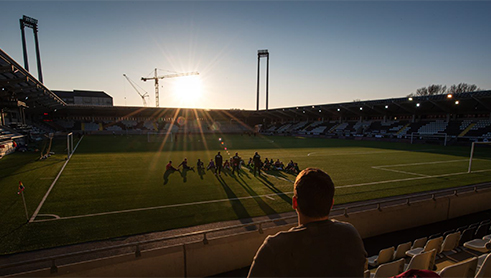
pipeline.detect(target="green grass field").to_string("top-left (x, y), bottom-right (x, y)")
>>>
top-left (1, 134), bottom-right (491, 254)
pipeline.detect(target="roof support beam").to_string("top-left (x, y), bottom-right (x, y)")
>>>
top-left (472, 96), bottom-right (491, 110)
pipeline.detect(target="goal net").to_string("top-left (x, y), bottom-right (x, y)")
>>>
top-left (468, 141), bottom-right (491, 173)
top-left (411, 132), bottom-right (448, 146)
top-left (147, 132), bottom-right (173, 143)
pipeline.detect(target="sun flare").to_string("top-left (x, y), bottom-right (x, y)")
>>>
top-left (173, 76), bottom-right (202, 105)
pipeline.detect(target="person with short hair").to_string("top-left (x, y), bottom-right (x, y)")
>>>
top-left (165, 161), bottom-right (178, 171)
top-left (178, 158), bottom-right (193, 170)
top-left (215, 152), bottom-right (223, 175)
top-left (232, 152), bottom-right (241, 174)
top-left (253, 152), bottom-right (261, 176)
top-left (248, 168), bottom-right (366, 277)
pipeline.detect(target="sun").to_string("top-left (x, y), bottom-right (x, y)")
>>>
top-left (173, 76), bottom-right (202, 106)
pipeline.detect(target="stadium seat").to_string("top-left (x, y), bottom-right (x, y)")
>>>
top-left (393, 242), bottom-right (412, 260)
top-left (406, 237), bottom-right (443, 258)
top-left (412, 237), bottom-right (428, 249)
top-left (368, 247), bottom-right (395, 267)
top-left (463, 239), bottom-right (491, 253)
top-left (371, 258), bottom-right (405, 278)
top-left (442, 229), bottom-right (456, 238)
top-left (475, 253), bottom-right (491, 278)
top-left (475, 223), bottom-right (490, 239)
top-left (405, 249), bottom-right (436, 271)
top-left (429, 233), bottom-right (442, 240)
top-left (460, 227), bottom-right (478, 247)
top-left (438, 257), bottom-right (477, 278)
top-left (440, 232), bottom-right (461, 255)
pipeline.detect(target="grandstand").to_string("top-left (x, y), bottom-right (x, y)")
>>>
top-left (2, 43), bottom-right (491, 277)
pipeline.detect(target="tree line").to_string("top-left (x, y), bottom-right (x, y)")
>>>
top-left (408, 83), bottom-right (482, 97)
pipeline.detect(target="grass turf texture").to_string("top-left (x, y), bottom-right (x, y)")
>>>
top-left (1, 134), bottom-right (490, 254)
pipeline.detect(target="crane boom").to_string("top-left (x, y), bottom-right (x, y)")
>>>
top-left (123, 74), bottom-right (149, 106)
top-left (141, 68), bottom-right (199, 107)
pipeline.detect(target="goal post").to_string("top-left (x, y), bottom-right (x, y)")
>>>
top-left (410, 132), bottom-right (448, 146)
top-left (67, 132), bottom-right (74, 158)
top-left (468, 141), bottom-right (491, 173)
top-left (147, 131), bottom-right (173, 143)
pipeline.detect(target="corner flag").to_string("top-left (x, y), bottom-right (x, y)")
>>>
top-left (18, 181), bottom-right (25, 195)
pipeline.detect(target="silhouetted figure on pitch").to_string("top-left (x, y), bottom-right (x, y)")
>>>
top-left (215, 151), bottom-right (223, 176)
top-left (253, 152), bottom-right (261, 176)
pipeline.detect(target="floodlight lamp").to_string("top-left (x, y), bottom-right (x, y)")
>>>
top-left (416, 103), bottom-right (420, 107)
top-left (319, 110), bottom-right (321, 113)
top-left (455, 100), bottom-right (459, 105)
top-left (312, 106), bottom-right (315, 108)
top-left (447, 94), bottom-right (453, 99)
top-left (337, 108), bottom-right (340, 112)
top-left (385, 105), bottom-right (388, 109)
top-left (360, 107), bottom-right (363, 110)
top-left (408, 97), bottom-right (413, 101)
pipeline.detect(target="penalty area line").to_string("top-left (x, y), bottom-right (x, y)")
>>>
top-left (29, 135), bottom-right (84, 223)
top-left (337, 169), bottom-right (491, 189)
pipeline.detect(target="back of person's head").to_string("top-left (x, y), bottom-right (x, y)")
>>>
top-left (294, 168), bottom-right (335, 218)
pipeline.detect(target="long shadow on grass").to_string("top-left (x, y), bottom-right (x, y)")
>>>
top-left (216, 176), bottom-right (255, 229)
top-left (0, 160), bottom-right (64, 179)
top-left (235, 174), bottom-right (287, 226)
top-left (257, 175), bottom-right (293, 206)
top-left (163, 169), bottom-right (180, 185)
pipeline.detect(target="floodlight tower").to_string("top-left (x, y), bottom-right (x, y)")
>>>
top-left (256, 49), bottom-right (270, 111)
top-left (20, 15), bottom-right (43, 83)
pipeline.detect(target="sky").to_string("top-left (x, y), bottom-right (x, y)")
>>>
top-left (1, 1), bottom-right (491, 110)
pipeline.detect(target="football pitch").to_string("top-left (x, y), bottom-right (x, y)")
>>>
top-left (1, 134), bottom-right (491, 254)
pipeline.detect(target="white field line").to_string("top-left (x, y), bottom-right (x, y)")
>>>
top-left (374, 159), bottom-right (470, 168)
top-left (372, 167), bottom-right (430, 177)
top-left (29, 136), bottom-right (84, 223)
top-left (33, 158), bottom-right (491, 223)
top-left (337, 169), bottom-right (491, 189)
top-left (307, 149), bottom-right (438, 157)
top-left (32, 191), bottom-right (295, 223)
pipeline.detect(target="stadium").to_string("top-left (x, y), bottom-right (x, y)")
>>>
top-left (2, 5), bottom-right (491, 278)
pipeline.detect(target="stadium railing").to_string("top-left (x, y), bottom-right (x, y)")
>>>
top-left (1, 182), bottom-right (491, 276)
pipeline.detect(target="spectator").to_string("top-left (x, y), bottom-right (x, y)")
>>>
top-left (248, 168), bottom-right (366, 277)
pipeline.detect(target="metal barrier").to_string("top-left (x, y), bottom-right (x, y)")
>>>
top-left (1, 182), bottom-right (490, 276)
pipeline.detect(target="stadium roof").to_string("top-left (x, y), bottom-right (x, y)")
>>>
top-left (260, 91), bottom-right (491, 120)
top-left (0, 47), bottom-right (66, 110)
top-left (53, 90), bottom-right (113, 99)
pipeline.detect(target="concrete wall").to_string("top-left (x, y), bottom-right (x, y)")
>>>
top-left (13, 189), bottom-right (491, 277)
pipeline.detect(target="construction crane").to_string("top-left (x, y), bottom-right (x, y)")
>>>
top-left (123, 74), bottom-right (150, 106)
top-left (141, 68), bottom-right (199, 107)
